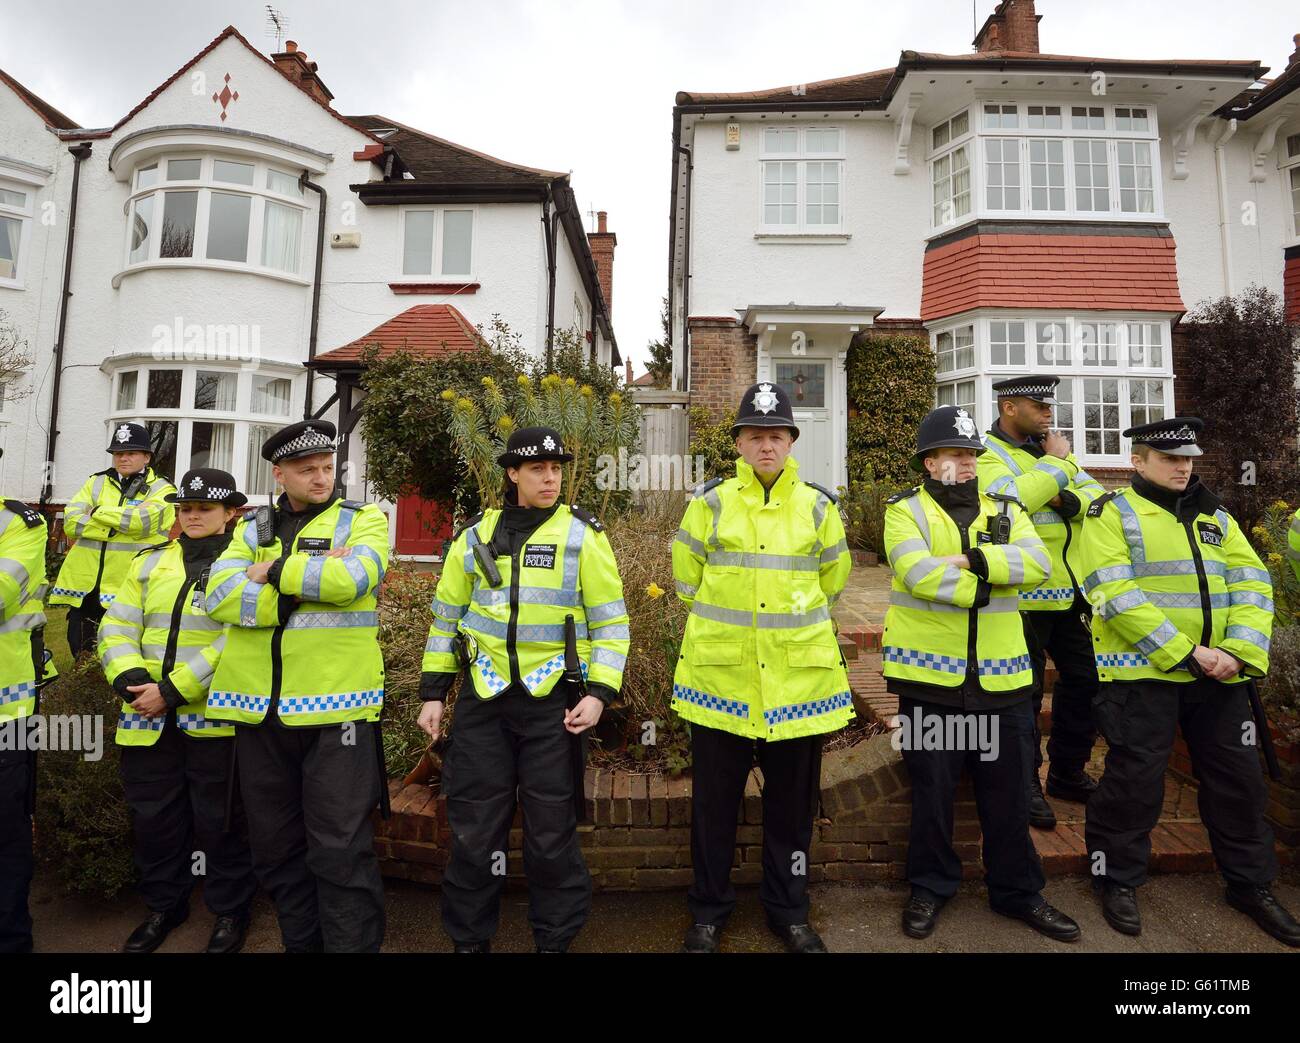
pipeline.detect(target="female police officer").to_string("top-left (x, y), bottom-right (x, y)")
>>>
top-left (417, 427), bottom-right (629, 952)
top-left (99, 468), bottom-right (256, 954)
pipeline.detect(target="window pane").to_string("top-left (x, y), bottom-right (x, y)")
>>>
top-left (1128, 378), bottom-right (1167, 429)
top-left (1083, 378), bottom-right (1120, 455)
top-left (1289, 133), bottom-right (1300, 158)
top-left (805, 163), bottom-right (840, 226)
top-left (266, 168), bottom-right (303, 196)
top-left (1292, 168), bottom-right (1300, 235)
top-left (1029, 139), bottom-right (1065, 212)
top-left (403, 211), bottom-right (435, 274)
top-left (116, 371), bottom-right (138, 411)
top-left (1071, 106), bottom-right (1105, 130)
top-left (940, 379), bottom-right (977, 416)
top-left (245, 424), bottom-right (277, 495)
top-left (0, 215), bottom-right (20, 279)
top-left (1054, 377), bottom-right (1075, 435)
top-left (129, 195), bottom-right (154, 264)
top-left (146, 369), bottom-right (182, 409)
top-left (1117, 141), bottom-right (1154, 213)
top-left (252, 376), bottom-right (292, 416)
top-left (213, 159), bottom-right (255, 185)
top-left (206, 192), bottom-right (251, 262)
top-left (441, 209), bottom-right (473, 273)
top-left (1073, 140), bottom-right (1109, 211)
top-left (985, 139), bottom-right (1020, 210)
top-left (763, 128), bottom-right (797, 153)
top-left (1080, 323), bottom-right (1118, 367)
top-left (1027, 105), bottom-right (1062, 129)
top-left (990, 321), bottom-right (1026, 366)
top-left (1036, 321), bottom-right (1069, 365)
top-left (951, 110), bottom-right (969, 138)
top-left (932, 122), bottom-right (950, 151)
top-left (764, 163), bottom-right (798, 225)
top-left (167, 159), bottom-right (201, 181)
top-left (773, 361), bottom-right (826, 408)
top-left (135, 165), bottom-right (158, 191)
top-left (806, 128), bottom-right (840, 154)
top-left (191, 421), bottom-right (235, 471)
top-left (951, 146), bottom-right (970, 218)
top-left (262, 201), bottom-right (303, 273)
top-left (146, 420), bottom-right (178, 480)
top-left (194, 370), bottom-right (238, 411)
top-left (955, 325), bottom-right (974, 369)
top-left (935, 331), bottom-right (954, 373)
top-left (0, 187), bottom-right (27, 208)
top-left (160, 191), bottom-right (198, 258)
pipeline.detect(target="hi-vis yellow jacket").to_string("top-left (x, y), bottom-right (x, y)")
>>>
top-left (204, 498), bottom-right (389, 727)
top-left (882, 485), bottom-right (1049, 692)
top-left (1287, 507), bottom-right (1300, 586)
top-left (423, 505), bottom-right (629, 700)
top-left (98, 540), bottom-right (232, 745)
top-left (978, 427), bottom-right (1107, 611)
top-left (50, 468), bottom-right (175, 608)
top-left (0, 497), bottom-right (47, 722)
top-left (671, 456), bottom-right (853, 741)
top-left (1081, 485), bottom-right (1272, 684)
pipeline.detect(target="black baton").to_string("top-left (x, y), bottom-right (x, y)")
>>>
top-left (1245, 679), bottom-right (1282, 782)
top-left (374, 719), bottom-right (391, 819)
top-left (563, 615), bottom-right (589, 824)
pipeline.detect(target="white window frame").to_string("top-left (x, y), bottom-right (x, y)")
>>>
top-left (1282, 132), bottom-right (1300, 245)
top-left (928, 310), bottom-right (1175, 466)
top-left (758, 125), bottom-right (846, 234)
top-left (0, 177), bottom-right (34, 291)
top-left (107, 363), bottom-right (301, 493)
top-left (119, 154), bottom-right (309, 281)
top-left (928, 99), bottom-right (1164, 233)
top-left (929, 108), bottom-right (974, 231)
top-left (397, 205), bottom-right (477, 280)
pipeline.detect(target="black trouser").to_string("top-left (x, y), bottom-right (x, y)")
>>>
top-left (0, 746), bottom-right (32, 953)
top-left (900, 695), bottom-right (1046, 911)
top-left (441, 684), bottom-right (591, 950)
top-left (119, 722), bottom-right (255, 919)
top-left (236, 719), bottom-right (385, 952)
top-left (1024, 600), bottom-right (1098, 777)
top-left (66, 595), bottom-right (106, 659)
top-left (1086, 680), bottom-right (1277, 889)
top-left (687, 723), bottom-right (822, 928)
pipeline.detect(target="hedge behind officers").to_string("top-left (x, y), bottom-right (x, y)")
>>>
top-left (673, 382), bottom-right (852, 954)
top-left (883, 406), bottom-right (1079, 942)
top-left (417, 427), bottom-right (628, 953)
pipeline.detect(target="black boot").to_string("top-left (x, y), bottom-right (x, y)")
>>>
top-left (124, 905), bottom-right (189, 954)
top-left (1028, 775), bottom-right (1056, 830)
top-left (205, 913), bottom-right (249, 954)
top-left (1225, 885), bottom-right (1300, 948)
top-left (901, 892), bottom-right (944, 939)
top-left (1093, 877), bottom-right (1141, 936)
top-left (1046, 766), bottom-right (1098, 803)
top-left (768, 922), bottom-right (828, 953)
top-left (994, 899), bottom-right (1081, 942)
top-left (682, 923), bottom-right (721, 953)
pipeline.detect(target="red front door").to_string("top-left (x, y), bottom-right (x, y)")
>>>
top-left (394, 495), bottom-right (454, 557)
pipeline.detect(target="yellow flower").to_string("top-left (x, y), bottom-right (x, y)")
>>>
top-left (580, 384), bottom-right (594, 397)
top-left (1268, 552), bottom-right (1283, 564)
top-left (610, 391), bottom-right (623, 405)
top-left (440, 388), bottom-right (456, 401)
top-left (516, 374), bottom-right (531, 387)
top-left (564, 376), bottom-right (576, 387)
top-left (646, 582), bottom-right (665, 599)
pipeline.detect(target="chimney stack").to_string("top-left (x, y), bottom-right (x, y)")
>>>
top-left (271, 39), bottom-right (335, 107)
top-left (587, 210), bottom-right (617, 315)
top-left (1290, 32), bottom-right (1300, 70)
top-left (974, 1), bottom-right (1040, 55)
top-left (625, 359), bottom-right (633, 385)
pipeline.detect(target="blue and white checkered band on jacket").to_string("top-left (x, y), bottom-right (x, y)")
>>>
top-left (272, 426), bottom-right (335, 461)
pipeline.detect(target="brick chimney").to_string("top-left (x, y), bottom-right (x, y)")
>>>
top-left (974, 1), bottom-right (1040, 55)
top-left (587, 210), bottom-right (617, 314)
top-left (1290, 33), bottom-right (1300, 70)
top-left (271, 40), bottom-right (335, 107)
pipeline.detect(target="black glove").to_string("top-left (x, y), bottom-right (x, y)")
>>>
top-left (111, 666), bottom-right (153, 700)
top-left (419, 671), bottom-right (458, 702)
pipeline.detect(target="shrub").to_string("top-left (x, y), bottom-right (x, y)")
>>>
top-left (1249, 500), bottom-right (1300, 629)
top-left (845, 333), bottom-right (935, 485)
top-left (687, 407), bottom-right (737, 484)
top-left (840, 467), bottom-right (909, 554)
top-left (1259, 625), bottom-right (1300, 745)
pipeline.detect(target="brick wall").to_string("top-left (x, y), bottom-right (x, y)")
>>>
top-left (686, 317), bottom-right (757, 421)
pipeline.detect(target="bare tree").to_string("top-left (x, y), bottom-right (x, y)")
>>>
top-left (0, 308), bottom-right (33, 404)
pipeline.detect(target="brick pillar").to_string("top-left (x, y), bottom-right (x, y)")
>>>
top-left (587, 211), bottom-right (616, 315)
top-left (687, 318), bottom-right (757, 422)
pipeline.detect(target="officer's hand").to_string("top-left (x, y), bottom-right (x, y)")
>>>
top-left (1049, 495), bottom-right (1063, 508)
top-left (417, 700), bottom-right (444, 741)
top-left (324, 547), bottom-right (351, 558)
top-left (1191, 645), bottom-right (1232, 679)
top-left (127, 683), bottom-right (167, 718)
top-left (939, 554), bottom-right (971, 569)
top-left (1043, 430), bottom-right (1070, 459)
top-left (564, 695), bottom-right (604, 734)
top-left (1207, 648), bottom-right (1242, 680)
top-left (246, 560), bottom-right (273, 583)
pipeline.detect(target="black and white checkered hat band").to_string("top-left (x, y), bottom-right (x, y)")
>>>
top-left (1132, 426), bottom-right (1198, 445)
top-left (273, 429), bottom-right (336, 460)
top-left (996, 383), bottom-right (1055, 397)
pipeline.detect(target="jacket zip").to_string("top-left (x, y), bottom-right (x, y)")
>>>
top-left (1182, 519), bottom-right (1213, 647)
top-left (1059, 513), bottom-right (1079, 597)
top-left (90, 471), bottom-right (131, 599)
top-left (961, 522), bottom-right (978, 689)
top-left (162, 571), bottom-right (199, 678)
top-left (506, 543), bottom-right (522, 686)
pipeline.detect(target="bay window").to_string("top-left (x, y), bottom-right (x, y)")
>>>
top-left (1285, 133), bottom-right (1300, 240)
top-left (932, 313), bottom-right (1174, 466)
top-left (401, 207), bottom-right (475, 277)
top-left (123, 155), bottom-right (307, 276)
top-left (931, 110), bottom-right (972, 227)
top-left (759, 126), bottom-right (844, 233)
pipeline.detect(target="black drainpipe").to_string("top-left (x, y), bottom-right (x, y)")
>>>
top-left (543, 186), bottom-right (565, 371)
top-left (300, 170), bottom-right (327, 419)
top-left (676, 143), bottom-right (693, 393)
top-left (41, 142), bottom-right (92, 507)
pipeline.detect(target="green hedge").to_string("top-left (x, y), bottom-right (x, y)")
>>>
top-left (845, 333), bottom-right (935, 485)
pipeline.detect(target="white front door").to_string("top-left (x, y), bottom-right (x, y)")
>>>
top-left (771, 359), bottom-right (834, 490)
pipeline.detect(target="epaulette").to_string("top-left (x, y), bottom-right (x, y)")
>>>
top-left (452, 512), bottom-right (485, 542)
top-left (3, 499), bottom-right (44, 528)
top-left (340, 499), bottom-right (367, 510)
top-left (1086, 490), bottom-right (1121, 519)
top-left (570, 506), bottom-right (604, 532)
top-left (804, 481), bottom-right (840, 504)
top-left (885, 486), bottom-right (922, 504)
top-left (986, 490), bottom-right (1026, 511)
top-left (691, 476), bottom-right (726, 499)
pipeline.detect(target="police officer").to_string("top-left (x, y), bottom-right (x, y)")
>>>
top-left (884, 405), bottom-right (1080, 942)
top-left (674, 382), bottom-right (851, 954)
top-left (979, 377), bottom-right (1108, 829)
top-left (1286, 506), bottom-right (1300, 584)
top-left (0, 481), bottom-right (48, 954)
top-left (418, 426), bottom-right (629, 953)
top-left (51, 422), bottom-right (176, 658)
top-left (1082, 417), bottom-right (1299, 946)
top-left (204, 420), bottom-right (390, 953)
top-left (98, 468), bottom-right (257, 954)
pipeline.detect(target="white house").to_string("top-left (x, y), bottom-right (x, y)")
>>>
top-left (668, 0), bottom-right (1300, 490)
top-left (0, 26), bottom-right (619, 553)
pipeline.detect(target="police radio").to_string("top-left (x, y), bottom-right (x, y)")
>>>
top-left (987, 492), bottom-right (1021, 545)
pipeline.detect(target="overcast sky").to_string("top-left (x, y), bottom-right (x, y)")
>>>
top-left (2, 0), bottom-right (1296, 373)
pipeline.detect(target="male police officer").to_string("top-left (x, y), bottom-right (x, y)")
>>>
top-left (0, 487), bottom-right (48, 953)
top-left (884, 406), bottom-right (1079, 942)
top-left (51, 422), bottom-right (175, 658)
top-left (205, 420), bottom-right (390, 952)
top-left (674, 382), bottom-right (852, 954)
top-left (979, 377), bottom-right (1107, 829)
top-left (1082, 417), bottom-right (1299, 946)
top-left (418, 426), bottom-right (628, 953)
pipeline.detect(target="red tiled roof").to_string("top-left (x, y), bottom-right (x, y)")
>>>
top-left (311, 305), bottom-right (487, 369)
top-left (921, 229), bottom-right (1185, 322)
top-left (0, 67), bottom-right (79, 129)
